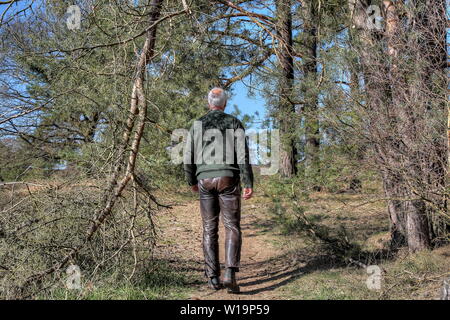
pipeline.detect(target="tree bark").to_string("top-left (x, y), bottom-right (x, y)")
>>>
top-left (349, 0), bottom-right (448, 251)
top-left (412, 0), bottom-right (449, 244)
top-left (382, 0), bottom-right (427, 250)
top-left (382, 171), bottom-right (408, 248)
top-left (276, 0), bottom-right (297, 178)
top-left (349, 0), bottom-right (408, 246)
top-left (302, 0), bottom-right (320, 190)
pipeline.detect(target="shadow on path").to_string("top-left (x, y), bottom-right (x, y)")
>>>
top-left (236, 252), bottom-right (336, 296)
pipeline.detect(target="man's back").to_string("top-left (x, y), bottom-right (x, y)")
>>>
top-left (197, 109), bottom-right (240, 132)
top-left (184, 109), bottom-right (253, 189)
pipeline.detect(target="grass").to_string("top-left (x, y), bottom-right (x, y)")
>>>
top-left (6, 176), bottom-right (447, 300)
top-left (280, 269), bottom-right (375, 300)
top-left (44, 261), bottom-right (199, 300)
top-left (260, 180), bottom-right (450, 300)
top-left (279, 249), bottom-right (450, 300)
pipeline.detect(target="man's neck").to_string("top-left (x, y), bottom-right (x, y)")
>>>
top-left (210, 107), bottom-right (224, 111)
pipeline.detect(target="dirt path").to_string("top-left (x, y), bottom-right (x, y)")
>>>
top-left (157, 198), bottom-right (305, 300)
top-left (154, 193), bottom-right (450, 301)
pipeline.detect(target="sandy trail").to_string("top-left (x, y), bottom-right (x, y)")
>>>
top-left (157, 199), bottom-right (305, 300)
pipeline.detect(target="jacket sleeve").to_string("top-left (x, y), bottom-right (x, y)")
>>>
top-left (235, 120), bottom-right (254, 189)
top-left (183, 125), bottom-right (198, 186)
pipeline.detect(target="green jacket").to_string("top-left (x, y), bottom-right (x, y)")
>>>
top-left (183, 109), bottom-right (254, 188)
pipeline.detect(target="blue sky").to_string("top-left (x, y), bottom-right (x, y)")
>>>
top-left (0, 1), bottom-right (268, 125)
top-left (228, 80), bottom-right (266, 128)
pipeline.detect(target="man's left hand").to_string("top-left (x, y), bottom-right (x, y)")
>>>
top-left (191, 184), bottom-right (199, 192)
top-left (243, 188), bottom-right (253, 200)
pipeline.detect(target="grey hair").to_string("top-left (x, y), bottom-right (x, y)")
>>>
top-left (208, 87), bottom-right (227, 108)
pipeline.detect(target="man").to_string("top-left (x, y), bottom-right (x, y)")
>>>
top-left (183, 87), bottom-right (254, 294)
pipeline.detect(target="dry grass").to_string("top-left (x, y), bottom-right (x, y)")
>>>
top-left (261, 183), bottom-right (450, 300)
top-left (1, 177), bottom-right (448, 300)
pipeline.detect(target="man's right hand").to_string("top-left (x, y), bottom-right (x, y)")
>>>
top-left (243, 188), bottom-right (253, 200)
top-left (191, 184), bottom-right (199, 193)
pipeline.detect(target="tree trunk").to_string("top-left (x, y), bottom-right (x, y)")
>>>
top-left (382, 171), bottom-right (408, 248)
top-left (406, 199), bottom-right (431, 252)
top-left (348, 0), bottom-right (423, 250)
top-left (302, 0), bottom-right (321, 190)
top-left (383, 0), bottom-right (430, 251)
top-left (412, 0), bottom-right (449, 244)
top-left (349, 0), bottom-right (447, 251)
top-left (276, 0), bottom-right (297, 178)
top-left (349, 0), bottom-right (408, 246)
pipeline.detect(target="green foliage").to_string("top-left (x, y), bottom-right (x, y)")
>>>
top-left (0, 0), bottom-right (447, 300)
top-left (45, 260), bottom-right (198, 300)
top-left (0, 138), bottom-right (55, 181)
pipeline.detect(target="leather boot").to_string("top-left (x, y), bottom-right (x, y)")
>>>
top-left (223, 267), bottom-right (240, 294)
top-left (208, 276), bottom-right (223, 291)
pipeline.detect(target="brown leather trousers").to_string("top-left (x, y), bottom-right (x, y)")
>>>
top-left (198, 176), bottom-right (242, 278)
